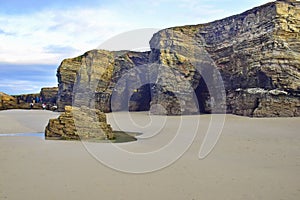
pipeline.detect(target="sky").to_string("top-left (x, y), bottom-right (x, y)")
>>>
top-left (0, 0), bottom-right (272, 95)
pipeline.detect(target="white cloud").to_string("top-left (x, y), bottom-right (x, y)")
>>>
top-left (0, 80), bottom-right (54, 95)
top-left (0, 7), bottom-right (138, 64)
top-left (0, 0), bottom-right (275, 65)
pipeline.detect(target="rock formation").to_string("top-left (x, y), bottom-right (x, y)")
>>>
top-left (0, 87), bottom-right (58, 110)
top-left (45, 106), bottom-right (114, 140)
top-left (0, 92), bottom-right (17, 110)
top-left (56, 50), bottom-right (150, 112)
top-left (0, 92), bottom-right (42, 110)
top-left (40, 87), bottom-right (58, 106)
top-left (149, 0), bottom-right (300, 116)
top-left (228, 88), bottom-right (299, 117)
top-left (55, 0), bottom-right (300, 117)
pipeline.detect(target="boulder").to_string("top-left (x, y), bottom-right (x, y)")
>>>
top-left (45, 106), bottom-right (114, 140)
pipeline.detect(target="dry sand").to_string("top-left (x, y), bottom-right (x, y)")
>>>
top-left (0, 110), bottom-right (299, 200)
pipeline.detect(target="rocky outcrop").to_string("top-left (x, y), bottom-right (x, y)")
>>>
top-left (40, 87), bottom-right (58, 105)
top-left (148, 0), bottom-right (300, 116)
top-left (56, 56), bottom-right (82, 111)
top-left (45, 106), bottom-right (114, 140)
top-left (0, 87), bottom-right (58, 110)
top-left (0, 92), bottom-right (42, 110)
top-left (56, 50), bottom-right (150, 112)
top-left (0, 92), bottom-right (17, 110)
top-left (55, 0), bottom-right (300, 117)
top-left (228, 88), bottom-right (299, 117)
top-left (13, 93), bottom-right (39, 104)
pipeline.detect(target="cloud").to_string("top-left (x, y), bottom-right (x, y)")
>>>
top-left (0, 63), bottom-right (58, 94)
top-left (0, 7), bottom-right (138, 64)
top-left (0, 0), bottom-right (274, 65)
top-left (0, 28), bottom-right (14, 36)
top-left (44, 45), bottom-right (78, 54)
top-left (0, 80), bottom-right (44, 95)
top-left (0, 0), bottom-right (276, 95)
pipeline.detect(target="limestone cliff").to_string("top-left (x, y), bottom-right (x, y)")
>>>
top-left (57, 55), bottom-right (82, 111)
top-left (56, 0), bottom-right (300, 117)
top-left (56, 50), bottom-right (150, 112)
top-left (149, 0), bottom-right (300, 116)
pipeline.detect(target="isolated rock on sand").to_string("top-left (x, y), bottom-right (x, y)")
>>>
top-left (45, 106), bottom-right (114, 140)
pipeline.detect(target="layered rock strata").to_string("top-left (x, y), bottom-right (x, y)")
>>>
top-left (149, 0), bottom-right (300, 116)
top-left (228, 88), bottom-right (299, 117)
top-left (55, 0), bottom-right (300, 117)
top-left (56, 50), bottom-right (150, 112)
top-left (45, 106), bottom-right (114, 140)
top-left (40, 87), bottom-right (58, 106)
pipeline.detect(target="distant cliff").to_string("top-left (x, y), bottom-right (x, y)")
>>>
top-left (0, 92), bottom-right (17, 110)
top-left (0, 87), bottom-right (58, 110)
top-left (56, 0), bottom-right (300, 117)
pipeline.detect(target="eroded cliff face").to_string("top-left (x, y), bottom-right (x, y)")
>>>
top-left (149, 0), bottom-right (300, 116)
top-left (0, 87), bottom-right (58, 110)
top-left (56, 50), bottom-right (150, 112)
top-left (57, 55), bottom-right (82, 111)
top-left (56, 0), bottom-right (300, 117)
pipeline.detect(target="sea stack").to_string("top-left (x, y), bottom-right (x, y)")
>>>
top-left (45, 106), bottom-right (114, 140)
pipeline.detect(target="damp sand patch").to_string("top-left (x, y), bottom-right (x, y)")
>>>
top-left (45, 131), bottom-right (141, 143)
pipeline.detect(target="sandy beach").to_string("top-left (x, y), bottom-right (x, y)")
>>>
top-left (0, 110), bottom-right (60, 134)
top-left (0, 110), bottom-right (300, 200)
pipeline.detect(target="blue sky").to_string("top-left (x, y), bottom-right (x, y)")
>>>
top-left (0, 0), bottom-right (272, 95)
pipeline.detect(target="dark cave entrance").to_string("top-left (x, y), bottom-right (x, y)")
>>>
top-left (126, 81), bottom-right (210, 114)
top-left (194, 78), bottom-right (210, 114)
top-left (128, 80), bottom-right (210, 114)
top-left (129, 83), bottom-right (154, 111)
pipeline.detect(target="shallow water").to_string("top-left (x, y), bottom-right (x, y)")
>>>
top-left (0, 133), bottom-right (44, 138)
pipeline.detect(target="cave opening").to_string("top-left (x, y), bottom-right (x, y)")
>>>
top-left (129, 83), bottom-right (154, 111)
top-left (194, 78), bottom-right (210, 114)
top-left (127, 80), bottom-right (210, 114)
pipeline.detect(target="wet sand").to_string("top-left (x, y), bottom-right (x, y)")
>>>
top-left (0, 110), bottom-right (60, 134)
top-left (0, 110), bottom-right (299, 200)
